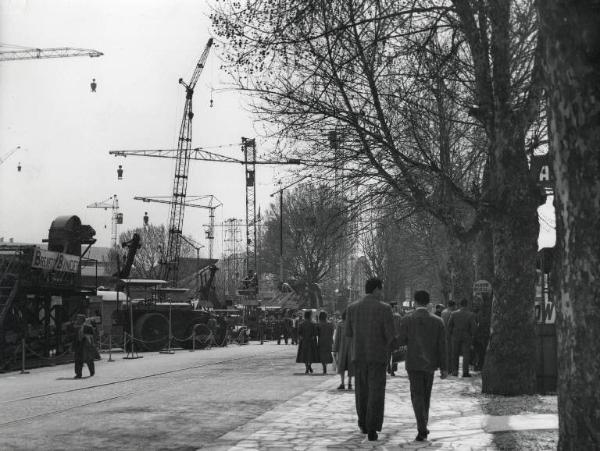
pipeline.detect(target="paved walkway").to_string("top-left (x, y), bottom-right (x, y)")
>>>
top-left (206, 368), bottom-right (557, 450)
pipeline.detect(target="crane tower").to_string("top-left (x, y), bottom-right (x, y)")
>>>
top-left (242, 138), bottom-right (257, 277)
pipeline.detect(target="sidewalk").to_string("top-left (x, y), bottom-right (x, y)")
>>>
top-left (206, 367), bottom-right (558, 450)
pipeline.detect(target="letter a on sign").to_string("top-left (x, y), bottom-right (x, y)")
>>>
top-left (539, 165), bottom-right (550, 182)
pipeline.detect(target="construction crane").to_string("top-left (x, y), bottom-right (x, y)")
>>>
top-left (134, 195), bottom-right (222, 259)
top-left (156, 37), bottom-right (214, 285)
top-left (0, 146), bottom-right (21, 166)
top-left (110, 141), bottom-right (302, 289)
top-left (0, 45), bottom-right (103, 61)
top-left (86, 195), bottom-right (122, 248)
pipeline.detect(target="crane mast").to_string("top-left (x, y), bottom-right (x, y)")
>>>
top-left (110, 144), bottom-right (301, 289)
top-left (242, 138), bottom-right (257, 279)
top-left (164, 38), bottom-right (213, 285)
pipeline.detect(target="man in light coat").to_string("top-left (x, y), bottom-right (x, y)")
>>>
top-left (345, 277), bottom-right (396, 442)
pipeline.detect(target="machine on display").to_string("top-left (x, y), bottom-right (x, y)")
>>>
top-left (0, 216), bottom-right (96, 371)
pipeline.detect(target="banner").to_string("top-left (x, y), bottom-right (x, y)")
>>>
top-left (31, 247), bottom-right (80, 273)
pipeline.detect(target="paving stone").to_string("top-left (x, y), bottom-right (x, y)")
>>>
top-left (209, 365), bottom-right (557, 450)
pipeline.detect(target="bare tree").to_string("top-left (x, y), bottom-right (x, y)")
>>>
top-left (212, 0), bottom-right (546, 393)
top-left (260, 183), bottom-right (351, 307)
top-left (118, 225), bottom-right (196, 280)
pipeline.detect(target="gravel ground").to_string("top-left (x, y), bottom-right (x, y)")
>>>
top-left (459, 376), bottom-right (559, 449)
top-left (493, 430), bottom-right (558, 450)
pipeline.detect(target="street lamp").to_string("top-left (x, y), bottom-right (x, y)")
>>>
top-left (270, 175), bottom-right (311, 286)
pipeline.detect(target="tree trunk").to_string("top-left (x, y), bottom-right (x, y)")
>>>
top-left (540, 2), bottom-right (600, 448)
top-left (482, 123), bottom-right (540, 395)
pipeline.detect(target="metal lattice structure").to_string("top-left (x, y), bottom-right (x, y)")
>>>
top-left (0, 46), bottom-right (103, 61)
top-left (110, 144), bottom-right (300, 286)
top-left (86, 195), bottom-right (120, 248)
top-left (134, 195), bottom-right (222, 259)
top-left (242, 138), bottom-right (257, 278)
top-left (163, 38), bottom-right (213, 284)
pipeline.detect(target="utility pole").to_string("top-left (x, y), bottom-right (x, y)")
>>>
top-left (270, 175), bottom-right (311, 286)
top-left (87, 195), bottom-right (121, 247)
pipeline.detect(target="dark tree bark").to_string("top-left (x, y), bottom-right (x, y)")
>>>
top-left (482, 122), bottom-right (540, 394)
top-left (540, 1), bottom-right (600, 448)
top-left (452, 0), bottom-right (543, 394)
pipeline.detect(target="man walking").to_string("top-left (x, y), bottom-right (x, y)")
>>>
top-left (345, 277), bottom-right (396, 441)
top-left (448, 298), bottom-right (477, 377)
top-left (398, 290), bottom-right (447, 442)
top-left (440, 300), bottom-right (457, 328)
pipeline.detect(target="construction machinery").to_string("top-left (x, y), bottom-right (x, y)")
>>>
top-left (0, 45), bottom-right (103, 61)
top-left (110, 142), bottom-right (301, 293)
top-left (134, 195), bottom-right (222, 260)
top-left (0, 146), bottom-right (22, 166)
top-left (0, 216), bottom-right (96, 371)
top-left (159, 38), bottom-right (214, 285)
top-left (92, 229), bottom-right (222, 352)
top-left (87, 195), bottom-right (122, 248)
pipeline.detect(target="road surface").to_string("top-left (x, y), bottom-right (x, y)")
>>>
top-left (0, 342), bottom-right (321, 450)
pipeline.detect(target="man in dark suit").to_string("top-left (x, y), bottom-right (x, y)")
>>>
top-left (398, 290), bottom-right (447, 442)
top-left (447, 298), bottom-right (477, 377)
top-left (345, 277), bottom-right (396, 442)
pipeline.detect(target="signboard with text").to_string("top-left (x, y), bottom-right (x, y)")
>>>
top-left (31, 247), bottom-right (80, 273)
top-left (473, 280), bottom-right (492, 295)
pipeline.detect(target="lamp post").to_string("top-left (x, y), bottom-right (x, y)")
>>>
top-left (270, 175), bottom-right (311, 286)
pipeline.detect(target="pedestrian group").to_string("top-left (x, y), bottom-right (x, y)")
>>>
top-left (296, 277), bottom-right (483, 443)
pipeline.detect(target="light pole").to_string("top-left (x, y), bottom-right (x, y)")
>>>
top-left (270, 175), bottom-right (311, 286)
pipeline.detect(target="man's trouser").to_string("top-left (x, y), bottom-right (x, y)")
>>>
top-left (408, 370), bottom-right (434, 436)
top-left (354, 361), bottom-right (387, 432)
top-left (75, 359), bottom-right (95, 377)
top-left (452, 337), bottom-right (472, 375)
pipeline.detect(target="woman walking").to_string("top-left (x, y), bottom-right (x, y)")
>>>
top-left (296, 310), bottom-right (319, 374)
top-left (317, 311), bottom-right (334, 374)
top-left (332, 309), bottom-right (354, 389)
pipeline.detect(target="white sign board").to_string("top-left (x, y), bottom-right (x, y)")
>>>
top-left (473, 280), bottom-right (492, 295)
top-left (31, 247), bottom-right (80, 273)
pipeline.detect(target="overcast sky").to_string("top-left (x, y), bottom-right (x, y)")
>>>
top-left (0, 0), bottom-right (286, 255)
top-left (0, 0), bottom-right (554, 254)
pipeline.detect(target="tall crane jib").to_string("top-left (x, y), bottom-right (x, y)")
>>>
top-left (163, 38), bottom-right (213, 285)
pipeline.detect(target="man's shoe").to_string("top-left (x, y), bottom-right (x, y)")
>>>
top-left (390, 371), bottom-right (396, 376)
top-left (74, 375), bottom-right (82, 379)
top-left (367, 431), bottom-right (378, 441)
top-left (415, 434), bottom-right (427, 442)
top-left (337, 384), bottom-right (345, 390)
top-left (347, 383), bottom-right (353, 390)
top-left (359, 426), bottom-right (367, 434)
top-left (463, 373), bottom-right (472, 377)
